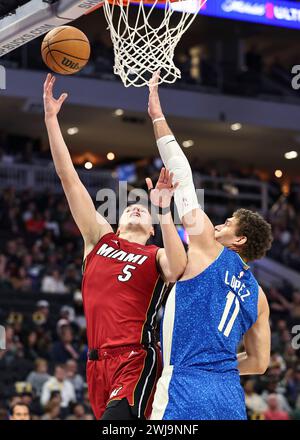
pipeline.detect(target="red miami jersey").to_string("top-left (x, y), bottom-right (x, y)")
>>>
top-left (82, 232), bottom-right (166, 349)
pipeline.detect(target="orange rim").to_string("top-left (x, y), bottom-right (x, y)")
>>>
top-left (106, 0), bottom-right (179, 4)
top-left (85, 0), bottom-right (178, 12)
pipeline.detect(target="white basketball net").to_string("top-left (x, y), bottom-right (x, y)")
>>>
top-left (102, 0), bottom-right (206, 87)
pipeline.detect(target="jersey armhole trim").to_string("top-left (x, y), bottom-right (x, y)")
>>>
top-left (155, 247), bottom-right (165, 281)
top-left (82, 231), bottom-right (116, 274)
top-left (255, 283), bottom-right (260, 324)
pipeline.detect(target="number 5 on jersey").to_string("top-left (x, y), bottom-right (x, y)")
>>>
top-left (118, 264), bottom-right (136, 282)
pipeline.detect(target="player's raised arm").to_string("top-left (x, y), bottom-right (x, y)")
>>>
top-left (43, 74), bottom-right (112, 257)
top-left (146, 168), bottom-right (187, 282)
top-left (238, 287), bottom-right (271, 375)
top-left (148, 71), bottom-right (218, 252)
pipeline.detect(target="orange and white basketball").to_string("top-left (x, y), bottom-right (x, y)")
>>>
top-left (41, 26), bottom-right (91, 75)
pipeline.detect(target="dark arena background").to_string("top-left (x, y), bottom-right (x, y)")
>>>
top-left (0, 0), bottom-right (300, 427)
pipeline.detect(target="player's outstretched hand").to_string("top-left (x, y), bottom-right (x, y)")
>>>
top-left (43, 73), bottom-right (68, 120)
top-left (146, 167), bottom-right (178, 209)
top-left (148, 70), bottom-right (164, 121)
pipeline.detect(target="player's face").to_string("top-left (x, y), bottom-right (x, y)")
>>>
top-left (119, 204), bottom-right (154, 235)
top-left (214, 217), bottom-right (236, 243)
top-left (11, 405), bottom-right (30, 420)
top-left (214, 216), bottom-right (245, 250)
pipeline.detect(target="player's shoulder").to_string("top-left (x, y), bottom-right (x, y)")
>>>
top-left (83, 231), bottom-right (116, 265)
top-left (225, 248), bottom-right (257, 276)
top-left (142, 243), bottom-right (160, 256)
top-left (145, 243), bottom-right (160, 251)
top-left (257, 285), bottom-right (270, 316)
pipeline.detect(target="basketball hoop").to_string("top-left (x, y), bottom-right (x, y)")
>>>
top-left (100, 0), bottom-right (206, 87)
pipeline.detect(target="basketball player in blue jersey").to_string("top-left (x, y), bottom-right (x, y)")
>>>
top-left (147, 71), bottom-right (273, 420)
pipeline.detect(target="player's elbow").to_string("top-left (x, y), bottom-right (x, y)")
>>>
top-left (165, 266), bottom-right (185, 283)
top-left (171, 262), bottom-right (187, 282)
top-left (165, 272), bottom-right (180, 283)
top-left (256, 356), bottom-right (270, 375)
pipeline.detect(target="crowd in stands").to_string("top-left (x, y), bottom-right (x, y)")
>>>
top-left (0, 135), bottom-right (299, 420)
top-left (0, 133), bottom-right (299, 269)
top-left (0, 165), bottom-right (299, 419)
top-left (268, 190), bottom-right (300, 271)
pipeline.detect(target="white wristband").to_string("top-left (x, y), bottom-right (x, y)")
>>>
top-left (152, 117), bottom-right (166, 124)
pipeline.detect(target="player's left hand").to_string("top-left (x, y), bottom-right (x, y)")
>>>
top-left (146, 167), bottom-right (178, 208)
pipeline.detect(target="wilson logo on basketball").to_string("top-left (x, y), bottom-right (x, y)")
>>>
top-left (61, 57), bottom-right (80, 70)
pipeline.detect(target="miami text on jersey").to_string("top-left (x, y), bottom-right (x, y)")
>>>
top-left (96, 243), bottom-right (148, 265)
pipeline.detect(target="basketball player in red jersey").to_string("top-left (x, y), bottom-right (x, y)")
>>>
top-left (43, 74), bottom-right (187, 420)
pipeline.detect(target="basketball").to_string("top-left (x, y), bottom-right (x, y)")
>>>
top-left (41, 26), bottom-right (91, 75)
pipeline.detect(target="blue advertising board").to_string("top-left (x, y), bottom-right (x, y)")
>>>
top-left (169, 0), bottom-right (300, 30)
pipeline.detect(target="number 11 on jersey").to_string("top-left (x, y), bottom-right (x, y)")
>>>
top-left (218, 291), bottom-right (240, 337)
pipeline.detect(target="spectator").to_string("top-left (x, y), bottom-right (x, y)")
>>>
top-left (82, 387), bottom-right (93, 415)
top-left (41, 400), bottom-right (61, 420)
top-left (263, 394), bottom-right (290, 420)
top-left (40, 365), bottom-right (76, 409)
top-left (32, 300), bottom-right (56, 339)
top-left (34, 300), bottom-right (50, 321)
top-left (25, 212), bottom-right (45, 235)
top-left (23, 331), bottom-right (42, 361)
top-left (26, 358), bottom-right (51, 397)
top-left (66, 403), bottom-right (88, 420)
top-left (261, 378), bottom-right (291, 413)
top-left (51, 325), bottom-right (79, 363)
top-left (59, 306), bottom-right (76, 327)
top-left (10, 267), bottom-right (32, 292)
top-left (286, 365), bottom-right (300, 409)
top-left (10, 403), bottom-right (31, 420)
top-left (0, 407), bottom-right (9, 420)
top-left (1, 325), bottom-right (23, 367)
top-left (73, 290), bottom-right (86, 331)
top-left (41, 270), bottom-right (68, 294)
top-left (64, 264), bottom-right (81, 293)
top-left (44, 210), bottom-right (60, 237)
top-left (65, 359), bottom-right (85, 401)
top-left (244, 379), bottom-right (267, 414)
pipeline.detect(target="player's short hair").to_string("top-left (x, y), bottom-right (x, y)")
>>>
top-left (233, 208), bottom-right (273, 262)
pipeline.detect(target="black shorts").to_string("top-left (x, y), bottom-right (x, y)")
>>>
top-left (101, 398), bottom-right (138, 420)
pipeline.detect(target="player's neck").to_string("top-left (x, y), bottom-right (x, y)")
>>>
top-left (118, 230), bottom-right (148, 245)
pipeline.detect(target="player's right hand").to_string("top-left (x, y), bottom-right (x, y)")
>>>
top-left (43, 73), bottom-right (68, 119)
top-left (148, 70), bottom-right (164, 121)
top-left (146, 167), bottom-right (178, 208)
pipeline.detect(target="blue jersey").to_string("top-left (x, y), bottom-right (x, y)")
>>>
top-left (161, 246), bottom-right (259, 372)
top-left (151, 247), bottom-right (259, 420)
